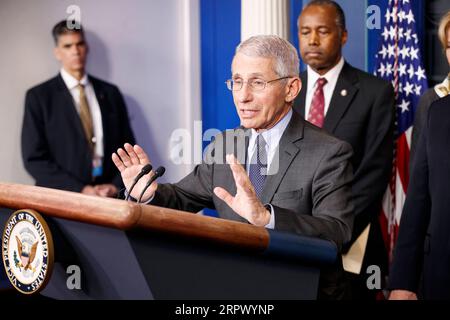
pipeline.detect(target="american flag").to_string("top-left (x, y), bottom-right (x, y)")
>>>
top-left (374, 0), bottom-right (428, 263)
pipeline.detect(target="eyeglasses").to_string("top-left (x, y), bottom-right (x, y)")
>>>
top-left (225, 76), bottom-right (291, 91)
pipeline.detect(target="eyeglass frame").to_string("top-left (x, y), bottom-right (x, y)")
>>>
top-left (225, 76), bottom-right (292, 91)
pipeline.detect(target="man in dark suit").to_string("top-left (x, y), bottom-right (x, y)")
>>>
top-left (389, 95), bottom-right (450, 300)
top-left (294, 0), bottom-right (394, 299)
top-left (21, 20), bottom-right (135, 197)
top-left (113, 35), bottom-right (355, 299)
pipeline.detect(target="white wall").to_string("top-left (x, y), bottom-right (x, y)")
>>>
top-left (0, 0), bottom-right (201, 185)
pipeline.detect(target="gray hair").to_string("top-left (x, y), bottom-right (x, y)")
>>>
top-left (235, 35), bottom-right (300, 77)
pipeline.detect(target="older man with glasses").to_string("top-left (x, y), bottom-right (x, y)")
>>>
top-left (112, 35), bottom-right (355, 299)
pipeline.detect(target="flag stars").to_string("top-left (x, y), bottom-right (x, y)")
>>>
top-left (390, 8), bottom-right (398, 23)
top-left (404, 29), bottom-right (412, 42)
top-left (407, 65), bottom-right (415, 79)
top-left (409, 47), bottom-right (419, 60)
top-left (382, 27), bottom-right (389, 41)
top-left (399, 63), bottom-right (407, 76)
top-left (415, 66), bottom-right (426, 81)
top-left (405, 9), bottom-right (415, 24)
top-left (388, 26), bottom-right (397, 40)
top-left (398, 99), bottom-right (410, 113)
top-left (385, 9), bottom-right (391, 23)
top-left (398, 10), bottom-right (406, 23)
top-left (385, 63), bottom-right (393, 76)
top-left (378, 63), bottom-right (386, 77)
top-left (403, 82), bottom-right (414, 96)
top-left (387, 44), bottom-right (396, 58)
top-left (414, 85), bottom-right (422, 96)
top-left (399, 45), bottom-right (410, 60)
top-left (379, 45), bottom-right (388, 59)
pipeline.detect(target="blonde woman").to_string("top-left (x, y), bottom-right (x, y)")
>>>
top-left (411, 11), bottom-right (450, 159)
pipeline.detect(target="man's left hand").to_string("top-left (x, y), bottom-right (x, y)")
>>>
top-left (94, 184), bottom-right (118, 197)
top-left (214, 154), bottom-right (270, 226)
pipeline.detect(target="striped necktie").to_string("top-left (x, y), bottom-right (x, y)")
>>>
top-left (248, 134), bottom-right (267, 199)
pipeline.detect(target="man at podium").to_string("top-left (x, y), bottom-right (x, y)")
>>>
top-left (113, 35), bottom-right (355, 299)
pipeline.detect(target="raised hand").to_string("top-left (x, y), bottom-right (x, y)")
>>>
top-left (111, 143), bottom-right (157, 201)
top-left (214, 154), bottom-right (270, 226)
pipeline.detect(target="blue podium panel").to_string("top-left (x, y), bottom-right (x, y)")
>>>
top-left (1, 206), bottom-right (335, 300)
top-left (128, 229), bottom-right (319, 300)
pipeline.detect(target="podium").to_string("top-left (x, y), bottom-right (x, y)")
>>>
top-left (0, 183), bottom-right (337, 299)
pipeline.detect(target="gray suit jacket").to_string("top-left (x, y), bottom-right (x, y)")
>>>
top-left (152, 111), bottom-right (354, 250)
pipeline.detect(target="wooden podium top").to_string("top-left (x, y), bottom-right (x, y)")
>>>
top-left (0, 182), bottom-right (268, 251)
top-left (0, 182), bottom-right (337, 264)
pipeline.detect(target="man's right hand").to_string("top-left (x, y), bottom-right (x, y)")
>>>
top-left (389, 290), bottom-right (418, 300)
top-left (112, 143), bottom-right (158, 202)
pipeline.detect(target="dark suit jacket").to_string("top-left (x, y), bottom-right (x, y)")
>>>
top-left (21, 74), bottom-right (135, 192)
top-left (389, 95), bottom-right (450, 299)
top-left (294, 63), bottom-right (394, 259)
top-left (152, 111), bottom-right (354, 251)
top-left (410, 88), bottom-right (440, 163)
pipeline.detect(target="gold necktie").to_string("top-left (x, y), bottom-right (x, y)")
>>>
top-left (77, 83), bottom-right (95, 151)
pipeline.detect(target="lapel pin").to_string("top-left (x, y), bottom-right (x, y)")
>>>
top-left (340, 89), bottom-right (347, 97)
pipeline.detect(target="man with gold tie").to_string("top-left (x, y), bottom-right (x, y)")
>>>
top-left (21, 20), bottom-right (135, 197)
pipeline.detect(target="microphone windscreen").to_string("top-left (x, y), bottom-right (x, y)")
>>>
top-left (155, 166), bottom-right (166, 177)
top-left (141, 163), bottom-right (153, 175)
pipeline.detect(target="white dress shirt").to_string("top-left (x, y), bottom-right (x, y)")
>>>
top-left (304, 57), bottom-right (345, 120)
top-left (60, 68), bottom-right (104, 159)
top-left (246, 108), bottom-right (293, 229)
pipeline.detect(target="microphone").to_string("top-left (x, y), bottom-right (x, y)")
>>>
top-left (137, 166), bottom-right (166, 203)
top-left (125, 163), bottom-right (152, 201)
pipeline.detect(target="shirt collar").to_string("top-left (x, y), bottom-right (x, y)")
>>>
top-left (60, 68), bottom-right (89, 90)
top-left (306, 57), bottom-right (345, 92)
top-left (248, 108), bottom-right (293, 152)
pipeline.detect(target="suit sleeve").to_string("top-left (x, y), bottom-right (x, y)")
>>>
top-left (351, 81), bottom-right (394, 239)
top-left (389, 104), bottom-right (431, 292)
top-left (21, 89), bottom-right (85, 192)
top-left (110, 85), bottom-right (136, 189)
top-left (273, 141), bottom-right (354, 250)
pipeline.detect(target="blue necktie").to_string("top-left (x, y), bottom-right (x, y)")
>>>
top-left (248, 134), bottom-right (267, 199)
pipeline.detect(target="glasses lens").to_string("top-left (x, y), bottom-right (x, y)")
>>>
top-left (250, 79), bottom-right (266, 91)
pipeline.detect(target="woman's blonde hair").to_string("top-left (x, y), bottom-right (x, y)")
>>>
top-left (438, 11), bottom-right (450, 51)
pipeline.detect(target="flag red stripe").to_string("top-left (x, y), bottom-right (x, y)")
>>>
top-left (396, 133), bottom-right (410, 192)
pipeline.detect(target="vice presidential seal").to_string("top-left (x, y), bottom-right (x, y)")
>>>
top-left (2, 209), bottom-right (54, 294)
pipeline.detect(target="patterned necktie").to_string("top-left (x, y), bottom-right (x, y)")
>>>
top-left (307, 77), bottom-right (328, 127)
top-left (248, 134), bottom-right (267, 199)
top-left (77, 83), bottom-right (95, 151)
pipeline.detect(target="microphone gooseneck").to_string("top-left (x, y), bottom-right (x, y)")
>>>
top-left (137, 166), bottom-right (166, 203)
top-left (125, 163), bottom-right (152, 201)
